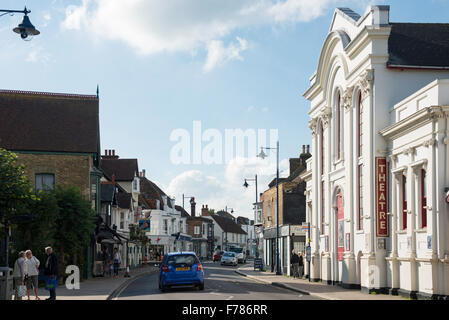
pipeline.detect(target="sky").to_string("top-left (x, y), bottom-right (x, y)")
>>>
top-left (1, 0), bottom-right (449, 220)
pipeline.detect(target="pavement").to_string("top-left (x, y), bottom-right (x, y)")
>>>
top-left (13, 264), bottom-right (159, 300)
top-left (235, 265), bottom-right (405, 300)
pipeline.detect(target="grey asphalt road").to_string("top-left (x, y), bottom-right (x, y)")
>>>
top-left (116, 262), bottom-right (321, 300)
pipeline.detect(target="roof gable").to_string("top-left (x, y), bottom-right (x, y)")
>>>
top-left (101, 158), bottom-right (138, 181)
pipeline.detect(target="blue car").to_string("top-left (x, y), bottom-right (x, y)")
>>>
top-left (158, 252), bottom-right (204, 292)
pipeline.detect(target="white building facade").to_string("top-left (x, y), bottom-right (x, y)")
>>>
top-left (303, 5), bottom-right (449, 299)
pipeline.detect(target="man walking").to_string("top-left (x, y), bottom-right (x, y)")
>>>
top-left (298, 252), bottom-right (304, 278)
top-left (291, 250), bottom-right (299, 279)
top-left (44, 247), bottom-right (58, 300)
top-left (12, 251), bottom-right (25, 300)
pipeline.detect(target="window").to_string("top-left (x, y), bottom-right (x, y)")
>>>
top-left (357, 92), bottom-right (363, 157)
top-left (120, 212), bottom-right (124, 229)
top-left (321, 180), bottom-right (325, 234)
top-left (402, 174), bottom-right (407, 230)
top-left (421, 169), bottom-right (427, 228)
top-left (358, 164), bottom-right (363, 230)
top-left (132, 177), bottom-right (139, 192)
top-left (336, 91), bottom-right (341, 160)
top-left (320, 121), bottom-right (324, 174)
top-left (35, 173), bottom-right (54, 191)
top-left (163, 220), bottom-right (168, 234)
top-left (194, 226), bottom-right (200, 235)
top-left (202, 224), bottom-right (206, 236)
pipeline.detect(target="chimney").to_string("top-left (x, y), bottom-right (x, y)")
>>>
top-left (101, 149), bottom-right (119, 160)
top-left (142, 169), bottom-right (146, 177)
top-left (306, 145), bottom-right (310, 154)
top-left (302, 145), bottom-right (305, 155)
top-left (190, 197), bottom-right (196, 217)
top-left (201, 204), bottom-right (210, 217)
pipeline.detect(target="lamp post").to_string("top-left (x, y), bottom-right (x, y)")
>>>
top-left (0, 7), bottom-right (40, 40)
top-left (243, 175), bottom-right (258, 258)
top-left (258, 140), bottom-right (281, 275)
top-left (224, 206), bottom-right (234, 251)
top-left (182, 194), bottom-right (194, 213)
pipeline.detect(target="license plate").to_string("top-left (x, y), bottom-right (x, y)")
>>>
top-left (176, 267), bottom-right (190, 271)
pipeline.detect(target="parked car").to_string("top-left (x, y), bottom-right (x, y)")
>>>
top-left (229, 247), bottom-right (246, 264)
top-left (220, 252), bottom-right (238, 266)
top-left (159, 252), bottom-right (204, 292)
top-left (213, 251), bottom-right (224, 262)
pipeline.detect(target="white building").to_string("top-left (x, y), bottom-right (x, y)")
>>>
top-left (303, 5), bottom-right (449, 299)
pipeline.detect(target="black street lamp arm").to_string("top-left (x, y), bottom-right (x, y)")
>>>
top-left (0, 7), bottom-right (39, 40)
top-left (0, 7), bottom-right (31, 16)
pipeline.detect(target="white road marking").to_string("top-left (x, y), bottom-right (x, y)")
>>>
top-left (226, 295), bottom-right (234, 300)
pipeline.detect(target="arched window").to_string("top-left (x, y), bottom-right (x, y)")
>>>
top-left (336, 91), bottom-right (341, 160)
top-left (358, 164), bottom-right (363, 230)
top-left (357, 91), bottom-right (363, 157)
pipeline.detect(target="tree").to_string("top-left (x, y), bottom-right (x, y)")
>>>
top-left (0, 148), bottom-right (36, 266)
top-left (52, 186), bottom-right (95, 278)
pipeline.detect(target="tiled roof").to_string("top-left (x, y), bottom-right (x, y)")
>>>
top-left (139, 177), bottom-right (170, 210)
top-left (215, 210), bottom-right (235, 220)
top-left (210, 215), bottom-right (247, 234)
top-left (387, 23), bottom-right (449, 69)
top-left (0, 89), bottom-right (99, 153)
top-left (101, 159), bottom-right (138, 181)
top-left (117, 192), bottom-right (132, 209)
top-left (175, 205), bottom-right (190, 217)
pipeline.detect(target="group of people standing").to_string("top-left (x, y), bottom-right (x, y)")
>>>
top-left (291, 250), bottom-right (304, 279)
top-left (12, 247), bottom-right (58, 300)
top-left (101, 247), bottom-right (122, 278)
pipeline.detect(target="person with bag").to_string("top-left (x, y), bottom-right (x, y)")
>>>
top-left (12, 251), bottom-right (26, 300)
top-left (23, 250), bottom-right (40, 300)
top-left (290, 249), bottom-right (300, 279)
top-left (44, 246), bottom-right (58, 300)
top-left (113, 248), bottom-right (121, 278)
top-left (298, 252), bottom-right (304, 278)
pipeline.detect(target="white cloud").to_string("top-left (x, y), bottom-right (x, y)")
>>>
top-left (203, 37), bottom-right (249, 72)
top-left (262, 107), bottom-right (269, 113)
top-left (166, 156), bottom-right (290, 220)
top-left (61, 0), bottom-right (365, 68)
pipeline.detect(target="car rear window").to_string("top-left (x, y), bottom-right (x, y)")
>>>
top-left (223, 252), bottom-right (235, 257)
top-left (166, 254), bottom-right (199, 266)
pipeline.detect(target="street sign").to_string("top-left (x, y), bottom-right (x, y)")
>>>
top-left (306, 246), bottom-right (311, 262)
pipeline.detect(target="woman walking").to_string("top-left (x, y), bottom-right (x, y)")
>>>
top-left (12, 251), bottom-right (26, 300)
top-left (23, 250), bottom-right (40, 300)
top-left (113, 248), bottom-right (121, 278)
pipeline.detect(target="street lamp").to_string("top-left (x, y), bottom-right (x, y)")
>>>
top-left (243, 175), bottom-right (258, 203)
top-left (0, 7), bottom-right (40, 40)
top-left (257, 141), bottom-right (281, 275)
top-left (182, 194), bottom-right (194, 213)
top-left (224, 206), bottom-right (234, 251)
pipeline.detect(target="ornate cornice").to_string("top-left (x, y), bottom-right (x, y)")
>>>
top-left (309, 118), bottom-right (318, 136)
top-left (321, 107), bottom-right (332, 128)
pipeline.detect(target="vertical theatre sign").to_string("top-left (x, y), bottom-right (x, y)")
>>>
top-left (375, 157), bottom-right (388, 236)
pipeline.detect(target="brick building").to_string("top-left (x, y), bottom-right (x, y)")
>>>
top-left (0, 89), bottom-right (101, 278)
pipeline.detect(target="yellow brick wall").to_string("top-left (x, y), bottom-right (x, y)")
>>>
top-left (15, 152), bottom-right (93, 198)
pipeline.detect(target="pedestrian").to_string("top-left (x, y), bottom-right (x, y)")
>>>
top-left (102, 247), bottom-right (109, 277)
top-left (298, 252), bottom-right (304, 278)
top-left (12, 251), bottom-right (26, 300)
top-left (44, 246), bottom-right (58, 300)
top-left (291, 249), bottom-right (300, 279)
top-left (113, 248), bottom-right (121, 278)
top-left (23, 250), bottom-right (40, 300)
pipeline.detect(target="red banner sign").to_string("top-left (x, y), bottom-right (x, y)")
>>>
top-left (376, 157), bottom-right (389, 237)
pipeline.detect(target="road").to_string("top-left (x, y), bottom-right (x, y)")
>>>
top-left (116, 261), bottom-right (321, 300)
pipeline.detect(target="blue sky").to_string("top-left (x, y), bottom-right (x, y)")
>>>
top-left (1, 0), bottom-right (449, 219)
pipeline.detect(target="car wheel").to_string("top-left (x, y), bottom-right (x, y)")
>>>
top-left (199, 282), bottom-right (205, 291)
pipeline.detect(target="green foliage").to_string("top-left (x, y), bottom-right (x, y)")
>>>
top-left (0, 148), bottom-right (36, 228)
top-left (130, 224), bottom-right (150, 245)
top-left (52, 186), bottom-right (95, 275)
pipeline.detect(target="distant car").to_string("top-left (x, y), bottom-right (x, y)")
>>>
top-left (213, 251), bottom-right (224, 262)
top-left (220, 252), bottom-right (238, 266)
top-left (159, 252), bottom-right (204, 292)
top-left (229, 247), bottom-right (246, 264)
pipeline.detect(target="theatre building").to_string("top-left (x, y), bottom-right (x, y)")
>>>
top-left (302, 5), bottom-right (449, 299)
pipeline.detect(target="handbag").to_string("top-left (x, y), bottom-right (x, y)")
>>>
top-left (44, 277), bottom-right (58, 290)
top-left (17, 285), bottom-right (27, 297)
